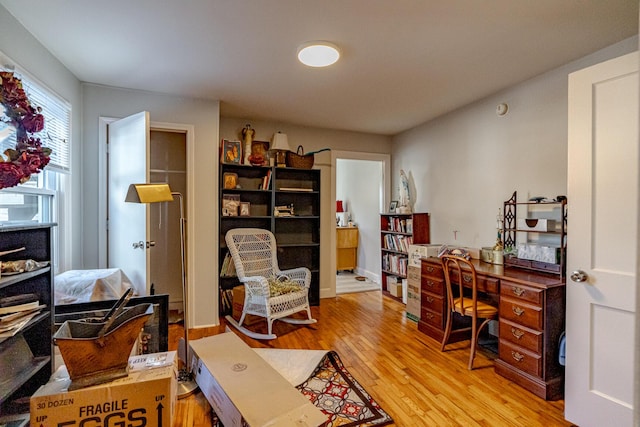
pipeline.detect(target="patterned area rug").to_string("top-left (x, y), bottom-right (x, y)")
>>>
top-left (211, 350), bottom-right (393, 426)
top-left (297, 351), bottom-right (393, 426)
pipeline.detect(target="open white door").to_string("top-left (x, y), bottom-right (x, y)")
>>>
top-left (565, 52), bottom-right (638, 426)
top-left (108, 111), bottom-right (150, 296)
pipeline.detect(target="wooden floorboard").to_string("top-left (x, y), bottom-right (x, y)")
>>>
top-left (171, 290), bottom-right (572, 426)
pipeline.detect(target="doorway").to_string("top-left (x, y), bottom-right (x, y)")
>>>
top-left (148, 130), bottom-right (187, 311)
top-left (99, 117), bottom-right (189, 312)
top-left (332, 152), bottom-right (390, 295)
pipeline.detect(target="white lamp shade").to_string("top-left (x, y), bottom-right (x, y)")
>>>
top-left (271, 132), bottom-right (290, 151)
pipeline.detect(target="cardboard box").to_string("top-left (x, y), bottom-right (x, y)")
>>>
top-left (406, 266), bottom-right (421, 322)
top-left (31, 352), bottom-right (177, 427)
top-left (232, 286), bottom-right (263, 326)
top-left (401, 278), bottom-right (408, 304)
top-left (191, 333), bottom-right (326, 427)
top-left (387, 281), bottom-right (402, 297)
top-left (408, 244), bottom-right (442, 268)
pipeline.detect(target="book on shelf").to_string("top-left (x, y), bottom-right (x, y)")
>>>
top-left (279, 187), bottom-right (313, 192)
top-left (0, 304), bottom-right (45, 325)
top-left (220, 252), bottom-right (237, 277)
top-left (262, 170), bottom-right (272, 190)
top-left (0, 412), bottom-right (29, 427)
top-left (219, 288), bottom-right (233, 314)
top-left (0, 311), bottom-right (39, 337)
top-left (0, 293), bottom-right (40, 315)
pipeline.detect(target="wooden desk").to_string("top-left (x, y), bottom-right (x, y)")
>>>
top-left (336, 226), bottom-right (358, 271)
top-left (418, 257), bottom-right (565, 400)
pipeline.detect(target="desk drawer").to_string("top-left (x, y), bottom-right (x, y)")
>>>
top-left (499, 318), bottom-right (542, 353)
top-left (454, 273), bottom-right (499, 294)
top-left (500, 296), bottom-right (543, 330)
top-left (421, 260), bottom-right (443, 278)
top-left (499, 339), bottom-right (542, 377)
top-left (500, 280), bottom-right (543, 305)
top-left (420, 307), bottom-right (444, 329)
top-left (421, 292), bottom-right (444, 314)
top-left (421, 276), bottom-right (444, 294)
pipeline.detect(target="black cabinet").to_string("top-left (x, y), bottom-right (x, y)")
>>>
top-left (219, 165), bottom-right (321, 312)
top-left (0, 223), bottom-right (55, 415)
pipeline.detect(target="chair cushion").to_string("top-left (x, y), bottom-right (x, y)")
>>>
top-left (268, 277), bottom-right (303, 297)
top-left (453, 298), bottom-right (498, 318)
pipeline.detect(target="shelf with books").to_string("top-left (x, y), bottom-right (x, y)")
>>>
top-left (380, 213), bottom-right (430, 301)
top-left (0, 223), bottom-right (55, 415)
top-left (218, 164), bottom-right (322, 308)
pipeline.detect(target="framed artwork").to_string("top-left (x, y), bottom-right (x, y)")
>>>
top-left (222, 194), bottom-right (240, 216)
top-left (239, 202), bottom-right (250, 216)
top-left (389, 201), bottom-right (398, 212)
top-left (223, 172), bottom-right (238, 189)
top-left (221, 139), bottom-right (242, 164)
top-left (249, 140), bottom-right (270, 166)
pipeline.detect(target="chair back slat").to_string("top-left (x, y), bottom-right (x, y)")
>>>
top-left (441, 254), bottom-right (478, 313)
top-left (225, 228), bottom-right (281, 280)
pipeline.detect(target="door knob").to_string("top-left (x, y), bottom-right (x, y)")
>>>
top-left (132, 241), bottom-right (156, 250)
top-left (570, 270), bottom-right (588, 282)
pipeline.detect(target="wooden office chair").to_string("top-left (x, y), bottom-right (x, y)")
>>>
top-left (440, 254), bottom-right (499, 370)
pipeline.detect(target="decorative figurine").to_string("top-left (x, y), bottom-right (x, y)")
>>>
top-left (397, 169), bottom-right (412, 214)
top-left (241, 124), bottom-right (255, 165)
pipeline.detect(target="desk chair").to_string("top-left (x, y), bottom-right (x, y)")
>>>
top-left (224, 228), bottom-right (317, 340)
top-left (440, 254), bottom-right (499, 369)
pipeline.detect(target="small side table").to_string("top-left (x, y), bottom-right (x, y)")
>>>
top-left (336, 226), bottom-right (358, 272)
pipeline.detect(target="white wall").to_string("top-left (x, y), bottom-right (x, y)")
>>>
top-left (82, 84), bottom-right (220, 328)
top-left (0, 6), bottom-right (83, 269)
top-left (336, 159), bottom-right (382, 280)
top-left (392, 36), bottom-right (638, 250)
top-left (220, 117), bottom-right (392, 297)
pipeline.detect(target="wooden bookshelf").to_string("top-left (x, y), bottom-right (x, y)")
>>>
top-left (380, 213), bottom-right (430, 301)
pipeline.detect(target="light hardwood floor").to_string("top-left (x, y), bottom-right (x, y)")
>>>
top-left (171, 290), bottom-right (573, 427)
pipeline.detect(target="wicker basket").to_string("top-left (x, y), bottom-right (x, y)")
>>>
top-left (286, 145), bottom-right (314, 169)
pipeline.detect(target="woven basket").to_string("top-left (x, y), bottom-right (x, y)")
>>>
top-left (286, 145), bottom-right (314, 169)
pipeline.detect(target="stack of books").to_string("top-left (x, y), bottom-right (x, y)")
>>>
top-left (0, 293), bottom-right (45, 338)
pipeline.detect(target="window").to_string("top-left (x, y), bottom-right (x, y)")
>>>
top-left (0, 53), bottom-right (72, 274)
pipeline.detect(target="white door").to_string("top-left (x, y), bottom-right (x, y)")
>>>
top-left (565, 52), bottom-right (638, 426)
top-left (108, 111), bottom-right (151, 296)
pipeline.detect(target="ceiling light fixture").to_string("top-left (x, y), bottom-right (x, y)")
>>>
top-left (297, 41), bottom-right (340, 67)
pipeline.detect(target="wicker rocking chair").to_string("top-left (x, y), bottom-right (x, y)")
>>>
top-left (224, 228), bottom-right (317, 339)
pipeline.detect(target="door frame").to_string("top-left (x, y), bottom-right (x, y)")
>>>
top-left (329, 150), bottom-right (391, 297)
top-left (97, 117), bottom-right (195, 294)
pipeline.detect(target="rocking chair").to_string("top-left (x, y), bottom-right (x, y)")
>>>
top-left (224, 228), bottom-right (317, 339)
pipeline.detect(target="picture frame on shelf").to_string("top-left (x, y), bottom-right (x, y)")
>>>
top-left (222, 194), bottom-right (240, 216)
top-left (249, 140), bottom-right (270, 166)
top-left (239, 202), bottom-right (250, 216)
top-left (389, 201), bottom-right (398, 212)
top-left (221, 139), bottom-right (242, 164)
top-left (223, 172), bottom-right (238, 189)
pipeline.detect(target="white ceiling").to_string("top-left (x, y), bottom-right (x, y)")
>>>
top-left (1, 1), bottom-right (637, 135)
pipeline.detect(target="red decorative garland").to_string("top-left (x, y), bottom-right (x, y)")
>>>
top-left (0, 71), bottom-right (51, 189)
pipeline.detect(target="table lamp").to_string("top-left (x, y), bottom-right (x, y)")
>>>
top-left (125, 183), bottom-right (198, 399)
top-left (271, 131), bottom-right (290, 167)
